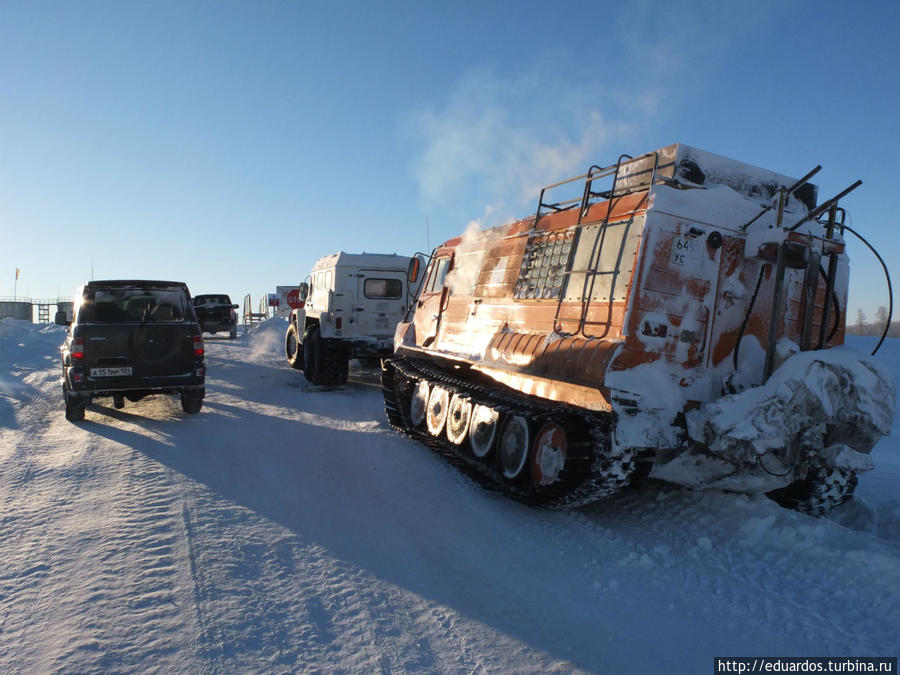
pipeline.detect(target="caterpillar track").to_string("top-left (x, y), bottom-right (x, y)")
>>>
top-left (766, 461), bottom-right (860, 515)
top-left (382, 355), bottom-right (641, 509)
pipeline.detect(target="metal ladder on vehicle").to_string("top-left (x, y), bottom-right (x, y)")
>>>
top-left (526, 151), bottom-right (664, 336)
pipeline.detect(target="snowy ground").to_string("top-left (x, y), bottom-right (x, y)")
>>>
top-left (1, 317), bottom-right (898, 674)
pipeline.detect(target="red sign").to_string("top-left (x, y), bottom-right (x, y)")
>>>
top-left (286, 288), bottom-right (302, 309)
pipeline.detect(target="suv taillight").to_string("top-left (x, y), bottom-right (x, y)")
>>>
top-left (70, 338), bottom-right (84, 360)
top-left (193, 335), bottom-right (204, 356)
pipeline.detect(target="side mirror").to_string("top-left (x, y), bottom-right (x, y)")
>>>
top-left (231, 304), bottom-right (239, 309)
top-left (408, 257), bottom-right (421, 284)
top-left (54, 310), bottom-right (70, 326)
top-left (298, 282), bottom-right (309, 301)
top-left (408, 253), bottom-right (429, 284)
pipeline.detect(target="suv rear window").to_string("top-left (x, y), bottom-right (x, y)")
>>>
top-left (193, 295), bottom-right (231, 305)
top-left (88, 289), bottom-right (186, 323)
top-left (364, 278), bottom-right (403, 299)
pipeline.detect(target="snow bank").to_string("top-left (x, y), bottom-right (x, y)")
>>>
top-left (0, 318), bottom-right (66, 406)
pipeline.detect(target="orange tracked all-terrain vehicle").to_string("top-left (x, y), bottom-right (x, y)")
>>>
top-left (382, 144), bottom-right (894, 512)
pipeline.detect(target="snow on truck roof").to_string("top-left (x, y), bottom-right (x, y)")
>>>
top-left (436, 143), bottom-right (822, 248)
top-left (310, 251), bottom-right (412, 271)
top-left (669, 143), bottom-right (817, 206)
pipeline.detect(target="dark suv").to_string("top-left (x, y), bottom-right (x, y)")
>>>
top-left (192, 294), bottom-right (238, 339)
top-left (56, 280), bottom-right (206, 421)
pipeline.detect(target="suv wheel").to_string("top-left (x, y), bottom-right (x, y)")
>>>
top-left (181, 392), bottom-right (203, 414)
top-left (65, 392), bottom-right (86, 422)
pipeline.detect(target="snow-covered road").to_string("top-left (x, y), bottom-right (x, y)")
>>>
top-left (1, 318), bottom-right (897, 673)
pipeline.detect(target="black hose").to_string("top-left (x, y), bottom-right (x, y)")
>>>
top-left (733, 264), bottom-right (768, 372)
top-left (829, 289), bottom-right (841, 342)
top-left (818, 265), bottom-right (841, 343)
top-left (843, 225), bottom-right (893, 355)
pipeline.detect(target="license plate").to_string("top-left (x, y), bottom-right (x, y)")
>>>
top-left (375, 317), bottom-right (389, 329)
top-left (670, 236), bottom-right (702, 268)
top-left (90, 367), bottom-right (133, 377)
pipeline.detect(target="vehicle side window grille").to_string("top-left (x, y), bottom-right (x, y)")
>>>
top-left (514, 229), bottom-right (574, 299)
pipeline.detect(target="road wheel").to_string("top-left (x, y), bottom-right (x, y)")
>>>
top-left (181, 392), bottom-right (203, 414)
top-left (229, 325), bottom-right (237, 339)
top-left (498, 415), bottom-right (530, 481)
top-left (469, 404), bottom-right (499, 458)
top-left (445, 394), bottom-right (472, 445)
top-left (426, 386), bottom-right (450, 436)
top-left (410, 380), bottom-right (429, 427)
top-left (113, 394), bottom-right (125, 410)
top-left (531, 423), bottom-right (568, 487)
top-left (285, 323), bottom-right (304, 370)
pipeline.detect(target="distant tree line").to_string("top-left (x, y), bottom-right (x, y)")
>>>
top-left (845, 306), bottom-right (900, 337)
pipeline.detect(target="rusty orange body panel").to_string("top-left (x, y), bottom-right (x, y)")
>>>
top-left (395, 145), bottom-right (850, 414)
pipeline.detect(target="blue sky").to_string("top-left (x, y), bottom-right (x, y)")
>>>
top-left (1, 0), bottom-right (898, 321)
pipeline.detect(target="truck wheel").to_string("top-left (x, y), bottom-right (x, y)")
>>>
top-left (181, 392), bottom-right (203, 414)
top-left (230, 326), bottom-right (237, 339)
top-left (303, 325), bottom-right (329, 385)
top-left (331, 349), bottom-right (349, 386)
top-left (285, 323), bottom-right (304, 370)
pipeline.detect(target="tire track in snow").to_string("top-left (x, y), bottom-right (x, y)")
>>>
top-left (49, 446), bottom-right (195, 671)
top-left (0, 394), bottom-right (196, 671)
top-left (567, 482), bottom-right (900, 657)
top-left (178, 487), bottom-right (322, 671)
